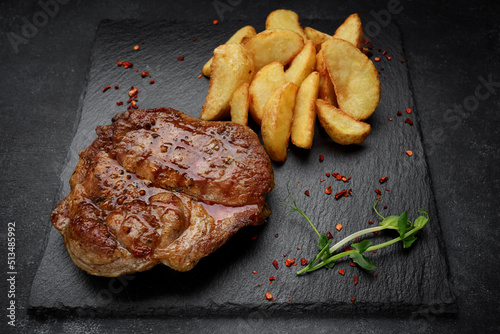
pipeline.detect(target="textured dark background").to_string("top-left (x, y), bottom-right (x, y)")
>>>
top-left (0, 0), bottom-right (499, 333)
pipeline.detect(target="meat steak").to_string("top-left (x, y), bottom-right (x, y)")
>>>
top-left (51, 108), bottom-right (274, 277)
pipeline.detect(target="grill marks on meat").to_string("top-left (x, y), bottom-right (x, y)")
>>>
top-left (51, 108), bottom-right (274, 277)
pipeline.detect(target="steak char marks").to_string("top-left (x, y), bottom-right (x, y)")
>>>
top-left (51, 108), bottom-right (274, 277)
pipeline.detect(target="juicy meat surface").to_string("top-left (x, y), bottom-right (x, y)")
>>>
top-left (51, 108), bottom-right (274, 277)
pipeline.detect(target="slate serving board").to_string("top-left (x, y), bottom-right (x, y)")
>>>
top-left (29, 18), bottom-right (456, 317)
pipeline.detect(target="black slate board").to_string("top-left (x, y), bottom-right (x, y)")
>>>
top-left (29, 18), bottom-right (456, 317)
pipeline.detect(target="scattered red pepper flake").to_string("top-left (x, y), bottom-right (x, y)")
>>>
top-left (406, 108), bottom-right (412, 114)
top-left (141, 71), bottom-right (149, 78)
top-left (327, 231), bottom-right (333, 239)
top-left (285, 258), bottom-right (296, 267)
top-left (383, 205), bottom-right (388, 209)
top-left (373, 231), bottom-right (379, 235)
top-left (133, 45), bottom-right (139, 51)
top-left (351, 297), bottom-right (356, 303)
top-left (150, 80), bottom-right (155, 84)
top-left (114, 85), bottom-right (119, 89)
top-left (385, 188), bottom-right (390, 192)
top-left (335, 189), bottom-right (348, 200)
top-left (372, 250), bottom-right (378, 253)
top-left (304, 190), bottom-right (310, 196)
top-left (388, 117), bottom-right (393, 121)
top-left (116, 101), bottom-right (123, 106)
top-left (368, 220), bottom-right (374, 224)
top-left (193, 37), bottom-right (197, 41)
top-left (338, 269), bottom-right (345, 275)
top-left (325, 173), bottom-right (330, 177)
top-left (374, 56), bottom-right (381, 62)
top-left (405, 118), bottom-right (414, 126)
top-left (344, 246), bottom-right (352, 251)
top-left (128, 87), bottom-right (138, 97)
top-left (272, 260), bottom-right (279, 270)
top-left (117, 60), bottom-right (123, 66)
top-left (397, 110), bottom-right (402, 116)
top-left (350, 262), bottom-right (356, 267)
top-left (269, 276), bottom-right (276, 283)
top-left (386, 55), bottom-right (392, 61)
top-left (134, 69), bottom-right (139, 72)
top-left (335, 224), bottom-right (343, 231)
top-left (177, 56), bottom-right (185, 61)
top-left (375, 189), bottom-right (382, 197)
top-left (252, 270), bottom-right (257, 274)
top-left (300, 258), bottom-right (308, 266)
top-left (320, 178), bottom-right (326, 182)
top-left (353, 276), bottom-right (359, 285)
top-left (265, 292), bottom-right (273, 301)
top-left (319, 154), bottom-right (324, 162)
top-left (197, 74), bottom-right (203, 79)
top-left (401, 59), bottom-right (406, 63)
top-left (275, 233), bottom-right (279, 238)
top-left (406, 150), bottom-right (413, 157)
top-left (122, 61), bottom-right (133, 68)
top-left (325, 186), bottom-right (332, 195)
top-left (102, 85), bottom-right (111, 92)
top-left (213, 20), bottom-right (219, 25)
top-left (379, 176), bottom-right (388, 184)
top-left (251, 235), bottom-right (258, 240)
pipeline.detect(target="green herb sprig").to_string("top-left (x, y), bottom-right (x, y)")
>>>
top-left (284, 186), bottom-right (429, 275)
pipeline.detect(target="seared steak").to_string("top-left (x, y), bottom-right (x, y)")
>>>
top-left (51, 108), bottom-right (274, 277)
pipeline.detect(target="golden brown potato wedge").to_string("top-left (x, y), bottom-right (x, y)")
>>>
top-left (248, 62), bottom-right (286, 126)
top-left (322, 38), bottom-right (380, 120)
top-left (265, 9), bottom-right (307, 41)
top-left (245, 29), bottom-right (304, 71)
top-left (333, 13), bottom-right (365, 50)
top-left (200, 43), bottom-right (255, 121)
top-left (291, 71), bottom-right (319, 149)
top-left (230, 82), bottom-right (250, 125)
top-left (304, 26), bottom-right (332, 51)
top-left (316, 48), bottom-right (338, 107)
top-left (202, 25), bottom-right (257, 77)
top-left (261, 82), bottom-right (298, 161)
top-left (316, 99), bottom-right (371, 145)
top-left (285, 40), bottom-right (316, 86)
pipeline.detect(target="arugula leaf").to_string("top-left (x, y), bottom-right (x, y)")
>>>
top-left (351, 239), bottom-right (372, 253)
top-left (350, 252), bottom-right (377, 270)
top-left (403, 234), bottom-right (418, 248)
top-left (414, 210), bottom-right (429, 229)
top-left (379, 215), bottom-right (400, 229)
top-left (397, 211), bottom-right (408, 239)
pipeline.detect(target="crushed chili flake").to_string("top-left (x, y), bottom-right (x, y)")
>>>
top-left (379, 176), bottom-right (388, 184)
top-left (150, 80), bottom-right (155, 84)
top-left (338, 269), bottom-right (345, 275)
top-left (134, 69), bottom-right (138, 72)
top-left (386, 55), bottom-right (392, 61)
top-left (117, 60), bottom-right (123, 66)
top-left (405, 118), bottom-right (414, 126)
top-left (320, 178), bottom-right (326, 182)
top-left (122, 61), bottom-right (133, 68)
top-left (350, 262), bottom-right (356, 267)
top-left (388, 117), bottom-right (393, 121)
top-left (383, 205), bottom-right (388, 209)
top-left (406, 108), bottom-right (412, 114)
top-left (353, 276), bottom-right (359, 285)
top-left (115, 85), bottom-right (119, 89)
top-left (397, 110), bottom-right (402, 116)
top-left (351, 297), bottom-right (356, 303)
top-left (382, 50), bottom-right (387, 55)
top-left (374, 56), bottom-right (381, 62)
top-left (368, 44), bottom-right (374, 49)
top-left (335, 189), bottom-right (348, 200)
top-left (385, 188), bottom-right (390, 191)
top-left (197, 74), bottom-right (203, 79)
top-left (406, 150), bottom-right (413, 156)
top-left (325, 186), bottom-right (332, 195)
top-left (300, 258), bottom-right (308, 266)
top-left (252, 270), bottom-right (257, 274)
top-left (335, 224), bottom-right (343, 231)
top-left (265, 292), bottom-right (273, 301)
top-left (251, 235), bottom-right (258, 240)
top-left (116, 101), bottom-right (123, 106)
top-left (319, 154), bottom-right (324, 162)
top-left (133, 45), bottom-right (139, 51)
top-left (177, 56), bottom-right (185, 61)
top-left (102, 85), bottom-right (111, 92)
top-left (193, 37), bottom-right (197, 41)
top-left (272, 260), bottom-right (279, 270)
top-left (141, 71), bottom-right (149, 77)
top-left (373, 231), bottom-right (379, 235)
top-left (375, 189), bottom-right (382, 196)
top-left (269, 276), bottom-right (276, 283)
top-left (285, 258), bottom-right (296, 267)
top-left (304, 190), bottom-right (310, 196)
top-left (327, 231), bottom-right (334, 239)
top-left (368, 220), bottom-right (374, 224)
top-left (213, 20), bottom-right (219, 25)
top-left (344, 246), bottom-right (352, 251)
top-left (128, 87), bottom-right (138, 97)
top-left (372, 250), bottom-right (378, 253)
top-left (401, 59), bottom-right (406, 63)
top-left (325, 173), bottom-right (330, 177)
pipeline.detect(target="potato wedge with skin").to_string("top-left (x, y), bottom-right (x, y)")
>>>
top-left (261, 82), bottom-right (298, 161)
top-left (230, 83), bottom-right (250, 125)
top-left (266, 9), bottom-right (307, 41)
top-left (285, 40), bottom-right (316, 86)
top-left (245, 29), bottom-right (304, 71)
top-left (316, 99), bottom-right (371, 145)
top-left (322, 38), bottom-right (380, 120)
top-left (248, 62), bottom-right (286, 126)
top-left (333, 13), bottom-right (365, 50)
top-left (316, 48), bottom-right (338, 107)
top-left (291, 71), bottom-right (319, 149)
top-left (304, 27), bottom-right (332, 52)
top-left (202, 25), bottom-right (257, 77)
top-left (200, 43), bottom-right (255, 121)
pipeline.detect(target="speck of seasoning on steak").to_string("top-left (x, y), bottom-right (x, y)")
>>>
top-left (51, 108), bottom-right (274, 277)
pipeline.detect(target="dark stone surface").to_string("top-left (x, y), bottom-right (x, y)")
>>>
top-left (0, 0), bottom-right (498, 333)
top-left (28, 19), bottom-right (454, 317)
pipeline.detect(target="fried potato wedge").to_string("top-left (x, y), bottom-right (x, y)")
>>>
top-left (291, 71), bottom-right (319, 149)
top-left (316, 99), bottom-right (371, 145)
top-left (304, 26), bottom-right (332, 51)
top-left (202, 25), bottom-right (257, 77)
top-left (285, 40), bottom-right (316, 86)
top-left (245, 29), bottom-right (304, 71)
top-left (265, 9), bottom-right (307, 41)
top-left (261, 82), bottom-right (298, 161)
top-left (333, 13), bottom-right (365, 50)
top-left (230, 83), bottom-right (250, 125)
top-left (200, 43), bottom-right (255, 121)
top-left (316, 48), bottom-right (338, 107)
top-left (248, 62), bottom-right (286, 126)
top-left (322, 38), bottom-right (380, 120)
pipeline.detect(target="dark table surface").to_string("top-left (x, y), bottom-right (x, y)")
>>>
top-left (1, 0), bottom-right (499, 333)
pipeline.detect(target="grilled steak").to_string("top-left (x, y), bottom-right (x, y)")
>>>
top-left (51, 108), bottom-right (274, 277)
